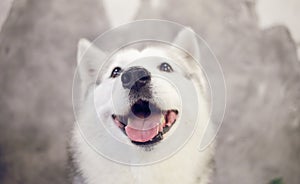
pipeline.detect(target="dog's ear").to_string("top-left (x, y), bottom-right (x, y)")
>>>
top-left (173, 28), bottom-right (208, 93)
top-left (173, 27), bottom-right (200, 60)
top-left (77, 38), bottom-right (106, 92)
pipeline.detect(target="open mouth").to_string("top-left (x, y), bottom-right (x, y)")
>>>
top-left (112, 99), bottom-right (178, 145)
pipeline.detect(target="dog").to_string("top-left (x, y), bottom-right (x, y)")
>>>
top-left (70, 28), bottom-right (215, 184)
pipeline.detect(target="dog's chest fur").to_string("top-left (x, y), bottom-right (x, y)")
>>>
top-left (72, 126), bottom-right (214, 184)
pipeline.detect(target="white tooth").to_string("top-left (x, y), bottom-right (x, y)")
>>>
top-left (160, 113), bottom-right (165, 124)
top-left (127, 117), bottom-right (132, 125)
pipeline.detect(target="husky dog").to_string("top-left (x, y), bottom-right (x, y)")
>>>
top-left (70, 28), bottom-right (215, 184)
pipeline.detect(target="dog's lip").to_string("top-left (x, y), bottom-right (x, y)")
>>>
top-left (112, 107), bottom-right (178, 145)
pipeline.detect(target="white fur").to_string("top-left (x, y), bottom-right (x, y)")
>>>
top-left (71, 28), bottom-right (215, 184)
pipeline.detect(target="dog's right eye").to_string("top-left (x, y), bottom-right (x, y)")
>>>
top-left (110, 67), bottom-right (122, 78)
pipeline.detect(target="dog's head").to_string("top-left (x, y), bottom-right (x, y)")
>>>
top-left (77, 28), bottom-right (205, 147)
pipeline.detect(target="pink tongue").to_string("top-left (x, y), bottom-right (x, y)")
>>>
top-left (125, 113), bottom-right (162, 142)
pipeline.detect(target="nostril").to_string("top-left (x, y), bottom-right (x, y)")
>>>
top-left (137, 69), bottom-right (150, 82)
top-left (139, 75), bottom-right (150, 83)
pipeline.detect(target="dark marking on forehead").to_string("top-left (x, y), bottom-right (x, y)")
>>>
top-left (208, 157), bottom-right (216, 170)
top-left (184, 73), bottom-right (194, 79)
top-left (196, 176), bottom-right (201, 183)
top-left (95, 79), bottom-right (101, 85)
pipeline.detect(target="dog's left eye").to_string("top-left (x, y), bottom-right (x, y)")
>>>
top-left (159, 62), bottom-right (173, 72)
top-left (110, 67), bottom-right (122, 78)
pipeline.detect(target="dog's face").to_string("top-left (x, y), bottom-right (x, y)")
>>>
top-left (77, 28), bottom-right (204, 147)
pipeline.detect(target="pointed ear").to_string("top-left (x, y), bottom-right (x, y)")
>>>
top-left (173, 27), bottom-right (200, 60)
top-left (77, 38), bottom-right (106, 92)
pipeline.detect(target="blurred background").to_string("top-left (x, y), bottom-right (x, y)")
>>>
top-left (0, 0), bottom-right (299, 183)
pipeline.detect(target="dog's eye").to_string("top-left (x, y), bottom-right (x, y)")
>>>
top-left (159, 62), bottom-right (173, 72)
top-left (110, 67), bottom-right (122, 78)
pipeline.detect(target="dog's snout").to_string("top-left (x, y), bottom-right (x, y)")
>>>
top-left (121, 67), bottom-right (151, 90)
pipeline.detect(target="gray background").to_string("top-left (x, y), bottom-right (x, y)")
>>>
top-left (0, 0), bottom-right (299, 184)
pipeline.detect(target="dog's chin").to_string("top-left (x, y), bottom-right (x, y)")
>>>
top-left (112, 99), bottom-right (178, 146)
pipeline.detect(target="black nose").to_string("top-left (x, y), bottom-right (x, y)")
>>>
top-left (121, 67), bottom-right (151, 90)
